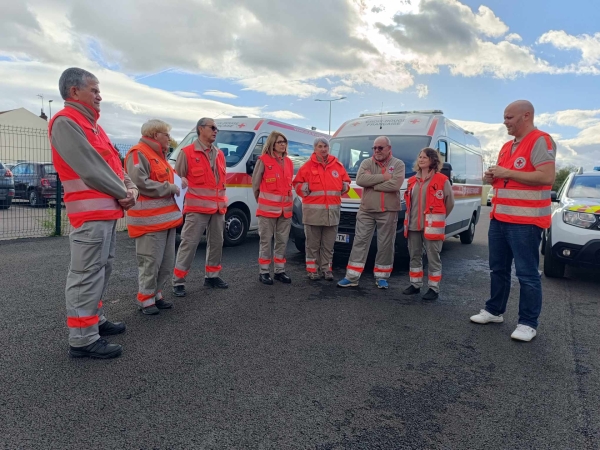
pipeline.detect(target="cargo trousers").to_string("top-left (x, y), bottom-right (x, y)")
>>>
top-left (345, 210), bottom-right (398, 282)
top-left (173, 212), bottom-right (225, 285)
top-left (135, 227), bottom-right (177, 308)
top-left (66, 220), bottom-right (117, 348)
top-left (258, 215), bottom-right (291, 274)
top-left (407, 230), bottom-right (443, 293)
top-left (304, 224), bottom-right (338, 275)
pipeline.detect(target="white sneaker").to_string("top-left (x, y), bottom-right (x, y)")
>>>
top-left (511, 324), bottom-right (537, 342)
top-left (470, 309), bottom-right (504, 324)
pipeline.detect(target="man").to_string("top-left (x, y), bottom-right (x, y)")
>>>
top-left (172, 118), bottom-right (228, 296)
top-left (50, 67), bottom-right (139, 359)
top-left (470, 100), bottom-right (556, 342)
top-left (338, 136), bottom-right (405, 289)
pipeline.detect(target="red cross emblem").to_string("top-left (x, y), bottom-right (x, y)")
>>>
top-left (352, 122), bottom-right (360, 126)
top-left (238, 123), bottom-right (246, 128)
top-left (410, 119), bottom-right (420, 124)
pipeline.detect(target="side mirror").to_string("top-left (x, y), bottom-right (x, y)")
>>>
top-left (441, 162), bottom-right (453, 185)
top-left (550, 191), bottom-right (558, 202)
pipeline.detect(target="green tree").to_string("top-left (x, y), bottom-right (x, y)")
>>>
top-left (553, 165), bottom-right (578, 191)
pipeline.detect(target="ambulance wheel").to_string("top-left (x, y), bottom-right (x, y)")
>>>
top-left (459, 214), bottom-right (476, 244)
top-left (543, 231), bottom-right (565, 278)
top-left (224, 207), bottom-right (248, 247)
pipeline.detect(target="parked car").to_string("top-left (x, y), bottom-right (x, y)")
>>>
top-left (11, 162), bottom-right (61, 207)
top-left (542, 167), bottom-right (600, 278)
top-left (486, 189), bottom-right (493, 206)
top-left (0, 161), bottom-right (15, 209)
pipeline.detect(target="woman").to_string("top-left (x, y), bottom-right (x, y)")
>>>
top-left (402, 147), bottom-right (454, 300)
top-left (293, 137), bottom-right (350, 281)
top-left (252, 131), bottom-right (294, 285)
top-left (125, 119), bottom-right (183, 314)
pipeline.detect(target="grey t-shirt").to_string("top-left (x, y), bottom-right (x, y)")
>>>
top-left (511, 134), bottom-right (557, 167)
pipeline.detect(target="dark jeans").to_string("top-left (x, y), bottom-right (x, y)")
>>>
top-left (485, 219), bottom-right (543, 328)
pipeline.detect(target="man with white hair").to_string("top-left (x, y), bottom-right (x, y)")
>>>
top-left (338, 136), bottom-right (405, 289)
top-left (470, 100), bottom-right (556, 342)
top-left (49, 67), bottom-right (139, 359)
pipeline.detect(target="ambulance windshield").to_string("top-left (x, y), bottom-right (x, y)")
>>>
top-left (329, 135), bottom-right (432, 178)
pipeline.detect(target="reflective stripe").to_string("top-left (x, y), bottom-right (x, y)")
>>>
top-left (130, 197), bottom-right (176, 210)
top-left (259, 192), bottom-right (286, 202)
top-left (206, 265), bottom-right (222, 273)
top-left (307, 190), bottom-right (326, 196)
top-left (258, 203), bottom-right (283, 213)
top-left (428, 271), bottom-right (442, 283)
top-left (409, 267), bottom-right (423, 283)
top-left (306, 258), bottom-right (317, 272)
top-left (137, 293), bottom-right (156, 308)
top-left (425, 227), bottom-right (445, 236)
top-left (496, 189), bottom-right (551, 200)
top-left (188, 187), bottom-right (219, 196)
top-left (173, 267), bottom-right (189, 279)
top-left (67, 314), bottom-right (99, 328)
top-left (61, 178), bottom-right (91, 192)
top-left (302, 204), bottom-right (327, 210)
top-left (185, 198), bottom-right (219, 208)
top-left (66, 197), bottom-right (121, 214)
top-left (347, 261), bottom-right (365, 269)
top-left (495, 205), bottom-right (552, 217)
top-left (426, 214), bottom-right (446, 222)
top-left (374, 264), bottom-right (393, 272)
top-left (127, 210), bottom-right (183, 226)
top-left (274, 256), bottom-right (286, 264)
top-left (347, 268), bottom-right (362, 278)
top-left (326, 191), bottom-right (341, 196)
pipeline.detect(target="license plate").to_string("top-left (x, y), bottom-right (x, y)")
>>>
top-left (336, 233), bottom-right (350, 243)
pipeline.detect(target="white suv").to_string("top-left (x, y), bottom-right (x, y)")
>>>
top-left (542, 168), bottom-right (600, 278)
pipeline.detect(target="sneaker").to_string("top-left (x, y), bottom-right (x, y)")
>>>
top-left (204, 277), bottom-right (229, 289)
top-left (337, 278), bottom-right (358, 288)
top-left (155, 299), bottom-right (173, 309)
top-left (69, 338), bottom-right (122, 359)
top-left (402, 285), bottom-right (420, 295)
top-left (422, 288), bottom-right (439, 300)
top-left (172, 285), bottom-right (186, 297)
top-left (470, 309), bottom-right (504, 324)
top-left (98, 320), bottom-right (126, 336)
top-left (324, 271), bottom-right (334, 281)
top-left (307, 272), bottom-right (320, 281)
top-left (140, 305), bottom-right (160, 315)
top-left (511, 324), bottom-right (537, 342)
top-left (376, 279), bottom-right (388, 289)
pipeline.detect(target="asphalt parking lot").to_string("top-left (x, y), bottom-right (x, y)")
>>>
top-left (1, 207), bottom-right (599, 449)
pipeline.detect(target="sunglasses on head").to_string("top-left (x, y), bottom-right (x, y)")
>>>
top-left (372, 146), bottom-right (387, 151)
top-left (202, 125), bottom-right (219, 132)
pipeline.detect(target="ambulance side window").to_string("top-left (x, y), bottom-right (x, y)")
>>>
top-left (330, 142), bottom-right (340, 158)
top-left (252, 136), bottom-right (266, 159)
top-left (437, 140), bottom-right (448, 161)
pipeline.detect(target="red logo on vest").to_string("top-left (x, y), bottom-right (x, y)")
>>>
top-left (332, 170), bottom-right (339, 178)
top-left (435, 190), bottom-right (444, 199)
top-left (514, 157), bottom-right (526, 169)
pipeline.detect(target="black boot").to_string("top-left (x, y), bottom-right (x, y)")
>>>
top-left (141, 305), bottom-right (160, 315)
top-left (274, 272), bottom-right (292, 284)
top-left (98, 321), bottom-right (126, 336)
top-left (422, 288), bottom-right (439, 300)
top-left (204, 277), bottom-right (229, 289)
top-left (155, 299), bottom-right (173, 309)
top-left (69, 338), bottom-right (122, 359)
top-left (172, 285), bottom-right (186, 297)
top-left (259, 273), bottom-right (274, 285)
top-left (402, 285), bottom-right (421, 295)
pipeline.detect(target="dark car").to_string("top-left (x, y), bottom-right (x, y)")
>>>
top-left (0, 162), bottom-right (15, 209)
top-left (11, 162), bottom-right (61, 207)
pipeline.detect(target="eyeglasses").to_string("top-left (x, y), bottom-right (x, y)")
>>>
top-left (158, 132), bottom-right (171, 139)
top-left (275, 140), bottom-right (287, 145)
top-left (372, 146), bottom-right (388, 152)
top-left (202, 125), bottom-right (219, 132)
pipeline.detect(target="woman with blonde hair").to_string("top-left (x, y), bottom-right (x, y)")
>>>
top-left (125, 119), bottom-right (183, 314)
top-left (402, 147), bottom-right (454, 300)
top-left (251, 131), bottom-right (294, 285)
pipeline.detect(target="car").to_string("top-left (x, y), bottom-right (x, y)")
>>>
top-left (486, 189), bottom-right (493, 206)
top-left (542, 167), bottom-right (600, 278)
top-left (0, 161), bottom-right (15, 209)
top-left (10, 162), bottom-right (61, 207)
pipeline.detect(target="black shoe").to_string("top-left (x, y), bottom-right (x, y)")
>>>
top-left (141, 305), bottom-right (160, 315)
top-left (173, 285), bottom-right (186, 297)
top-left (422, 288), bottom-right (439, 300)
top-left (402, 285), bottom-right (421, 295)
top-left (274, 272), bottom-right (292, 284)
top-left (69, 338), bottom-right (122, 359)
top-left (259, 273), bottom-right (274, 285)
top-left (155, 299), bottom-right (173, 309)
top-left (204, 277), bottom-right (229, 289)
top-left (98, 321), bottom-right (126, 336)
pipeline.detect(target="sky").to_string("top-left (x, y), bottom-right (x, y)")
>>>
top-left (0, 0), bottom-right (599, 169)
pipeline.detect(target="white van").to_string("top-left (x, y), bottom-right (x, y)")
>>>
top-left (168, 117), bottom-right (329, 246)
top-left (290, 110), bottom-right (483, 254)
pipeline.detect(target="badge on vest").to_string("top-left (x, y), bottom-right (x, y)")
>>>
top-left (388, 166), bottom-right (394, 173)
top-left (514, 157), bottom-right (526, 169)
top-left (332, 170), bottom-right (339, 178)
top-left (435, 190), bottom-right (444, 200)
top-left (266, 177), bottom-right (276, 183)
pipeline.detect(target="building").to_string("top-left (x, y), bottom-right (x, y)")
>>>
top-left (0, 108), bottom-right (51, 164)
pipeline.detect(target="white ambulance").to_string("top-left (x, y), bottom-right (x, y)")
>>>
top-left (168, 117), bottom-right (329, 246)
top-left (290, 110), bottom-right (484, 254)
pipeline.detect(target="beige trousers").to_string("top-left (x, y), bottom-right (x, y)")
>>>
top-left (258, 215), bottom-right (291, 274)
top-left (304, 224), bottom-right (338, 274)
top-left (66, 220), bottom-right (116, 347)
top-left (345, 210), bottom-right (398, 282)
top-left (173, 212), bottom-right (225, 285)
top-left (407, 230), bottom-right (443, 293)
top-left (135, 228), bottom-right (177, 307)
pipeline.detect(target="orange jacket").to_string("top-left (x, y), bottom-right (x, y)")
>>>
top-left (491, 129), bottom-right (553, 228)
top-left (404, 172), bottom-right (449, 240)
top-left (256, 153), bottom-right (294, 218)
top-left (124, 140), bottom-right (183, 238)
top-left (49, 102), bottom-right (124, 228)
top-left (293, 153), bottom-right (350, 207)
top-left (182, 144), bottom-right (227, 215)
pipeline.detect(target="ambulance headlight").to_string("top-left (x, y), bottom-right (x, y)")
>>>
top-left (563, 211), bottom-right (596, 228)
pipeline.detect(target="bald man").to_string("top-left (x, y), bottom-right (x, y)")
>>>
top-left (470, 100), bottom-right (556, 342)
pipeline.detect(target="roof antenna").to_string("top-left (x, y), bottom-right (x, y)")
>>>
top-left (380, 102), bottom-right (384, 130)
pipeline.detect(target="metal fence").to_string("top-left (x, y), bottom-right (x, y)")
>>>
top-left (0, 124), bottom-right (128, 240)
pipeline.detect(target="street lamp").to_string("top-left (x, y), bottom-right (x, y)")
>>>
top-left (48, 100), bottom-right (53, 120)
top-left (315, 96), bottom-right (346, 135)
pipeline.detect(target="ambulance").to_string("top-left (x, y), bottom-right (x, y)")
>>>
top-left (168, 117), bottom-right (329, 246)
top-left (290, 110), bottom-right (484, 254)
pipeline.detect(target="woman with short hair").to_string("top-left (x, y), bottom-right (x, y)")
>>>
top-left (293, 137), bottom-right (350, 280)
top-left (252, 131), bottom-right (294, 285)
top-left (402, 147), bottom-right (454, 300)
top-left (125, 119), bottom-right (183, 314)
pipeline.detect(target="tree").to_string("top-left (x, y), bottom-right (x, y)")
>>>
top-left (169, 138), bottom-right (178, 149)
top-left (553, 165), bottom-right (578, 191)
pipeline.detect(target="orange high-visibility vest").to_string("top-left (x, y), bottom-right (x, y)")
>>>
top-left (292, 153), bottom-right (349, 209)
top-left (491, 129), bottom-right (553, 229)
top-left (404, 172), bottom-right (449, 240)
top-left (182, 143), bottom-right (227, 215)
top-left (256, 153), bottom-right (294, 218)
top-left (124, 140), bottom-right (183, 238)
top-left (49, 102), bottom-right (124, 228)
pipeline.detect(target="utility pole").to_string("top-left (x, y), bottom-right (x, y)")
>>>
top-left (315, 97), bottom-right (347, 135)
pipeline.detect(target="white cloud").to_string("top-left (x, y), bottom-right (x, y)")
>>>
top-left (538, 30), bottom-right (600, 71)
top-left (505, 33), bottom-right (522, 42)
top-left (172, 91), bottom-right (200, 98)
top-left (263, 110), bottom-right (306, 120)
top-left (416, 84), bottom-right (428, 98)
top-left (203, 90), bottom-right (238, 99)
top-left (239, 76), bottom-right (327, 98)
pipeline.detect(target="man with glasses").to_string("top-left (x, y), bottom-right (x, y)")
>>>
top-left (338, 136), bottom-right (405, 289)
top-left (172, 117), bottom-right (229, 295)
